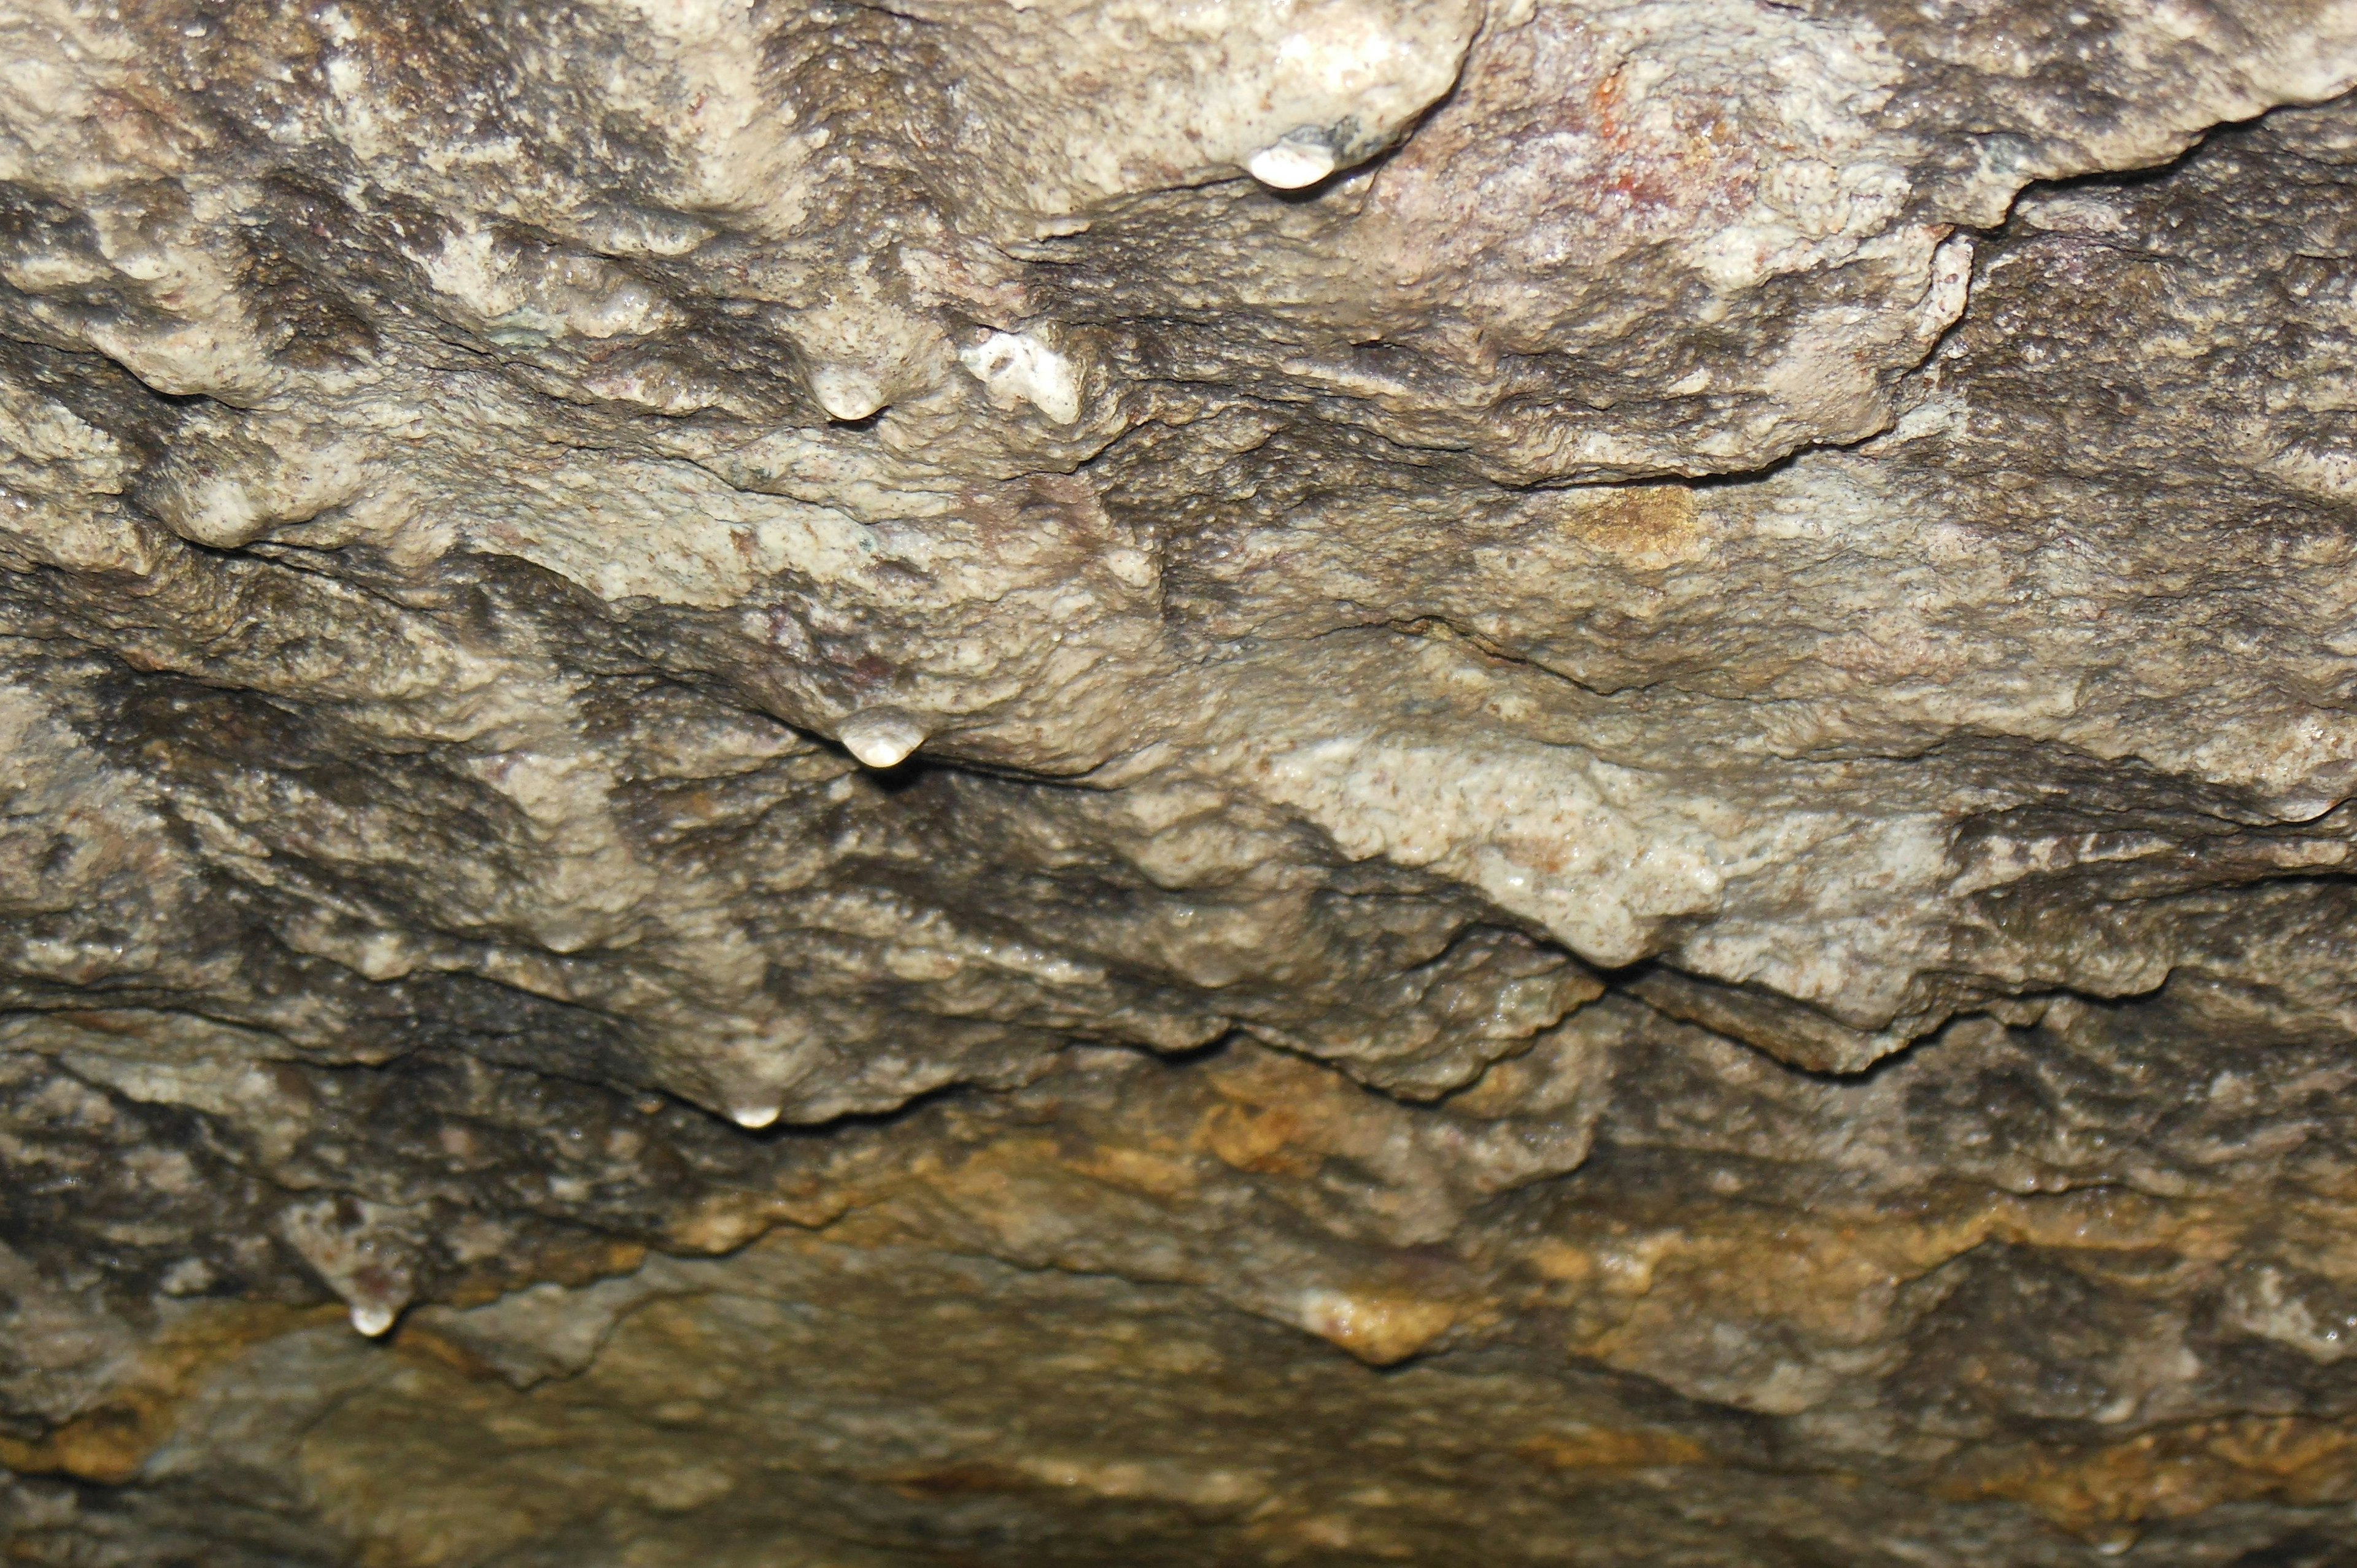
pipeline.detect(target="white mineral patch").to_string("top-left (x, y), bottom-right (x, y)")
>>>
top-left (958, 330), bottom-right (1083, 424)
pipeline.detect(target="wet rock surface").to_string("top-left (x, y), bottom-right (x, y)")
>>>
top-left (9, 2), bottom-right (2357, 1562)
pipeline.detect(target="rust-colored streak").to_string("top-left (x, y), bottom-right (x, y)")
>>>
top-left (0, 1303), bottom-right (344, 1486)
top-left (1939, 1416), bottom-right (2357, 1537)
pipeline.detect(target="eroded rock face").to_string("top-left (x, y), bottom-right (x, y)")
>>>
top-left (8, 2), bottom-right (2357, 1562)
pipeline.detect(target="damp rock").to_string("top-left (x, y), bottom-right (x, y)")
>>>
top-left (5, 4), bottom-right (2357, 1566)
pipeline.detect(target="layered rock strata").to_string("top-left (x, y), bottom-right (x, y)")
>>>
top-left (9, 2), bottom-right (2357, 1563)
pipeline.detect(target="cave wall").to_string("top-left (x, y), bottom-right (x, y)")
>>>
top-left (9, 2), bottom-right (2357, 1563)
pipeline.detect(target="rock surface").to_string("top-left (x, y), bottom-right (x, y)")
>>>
top-left (9, 1), bottom-right (2357, 1562)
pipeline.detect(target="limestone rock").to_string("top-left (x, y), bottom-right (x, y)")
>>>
top-left (8, 2), bottom-right (2357, 1564)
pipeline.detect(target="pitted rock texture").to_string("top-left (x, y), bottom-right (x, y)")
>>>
top-left (9, 2), bottom-right (2357, 1564)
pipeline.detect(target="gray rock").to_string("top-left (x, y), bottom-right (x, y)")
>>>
top-left (7, 2), bottom-right (2357, 1563)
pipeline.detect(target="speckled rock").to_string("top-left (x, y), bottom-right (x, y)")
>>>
top-left (9, 2), bottom-right (2357, 1564)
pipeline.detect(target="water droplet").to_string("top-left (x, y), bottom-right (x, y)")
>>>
top-left (1247, 131), bottom-right (1337, 190)
top-left (839, 708), bottom-right (927, 768)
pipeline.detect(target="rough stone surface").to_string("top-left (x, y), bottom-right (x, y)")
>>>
top-left (9, 2), bottom-right (2357, 1563)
